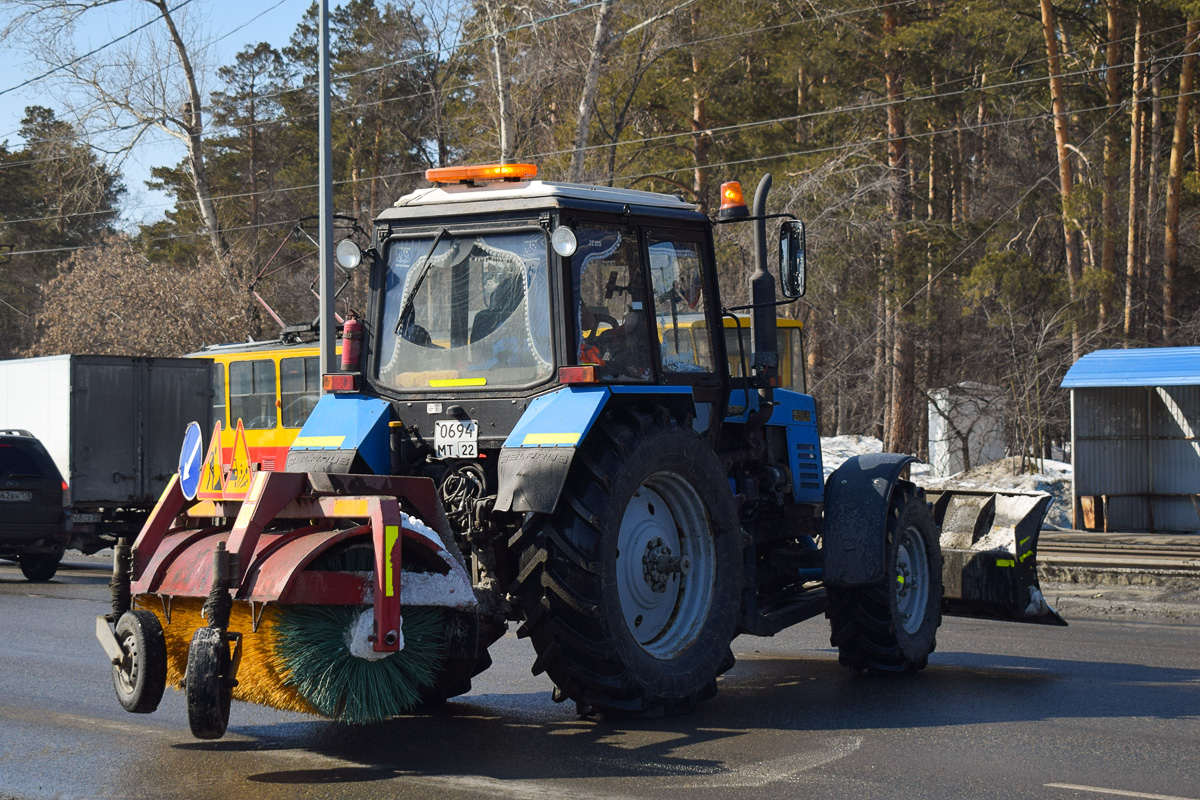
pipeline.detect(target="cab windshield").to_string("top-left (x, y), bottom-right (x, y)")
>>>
top-left (375, 229), bottom-right (553, 390)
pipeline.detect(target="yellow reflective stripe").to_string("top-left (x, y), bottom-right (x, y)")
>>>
top-left (896, 575), bottom-right (905, 585)
top-left (523, 432), bottom-right (581, 446)
top-left (385, 524), bottom-right (399, 597)
top-left (292, 435), bottom-right (346, 448)
top-left (1019, 551), bottom-right (1033, 562)
top-left (996, 559), bottom-right (1015, 567)
top-left (429, 378), bottom-right (487, 387)
top-left (332, 499), bottom-right (369, 517)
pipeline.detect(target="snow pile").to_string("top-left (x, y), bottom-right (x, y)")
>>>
top-left (820, 436), bottom-right (1074, 530)
top-left (820, 434), bottom-right (883, 479)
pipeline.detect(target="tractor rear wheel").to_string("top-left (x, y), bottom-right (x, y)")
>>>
top-left (112, 610), bottom-right (167, 714)
top-left (185, 627), bottom-right (233, 739)
top-left (825, 482), bottom-right (943, 673)
top-left (516, 407), bottom-right (742, 716)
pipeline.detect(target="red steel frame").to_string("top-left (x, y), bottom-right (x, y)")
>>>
top-left (130, 471), bottom-right (452, 654)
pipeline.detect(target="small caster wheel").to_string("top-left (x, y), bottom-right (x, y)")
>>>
top-left (185, 627), bottom-right (232, 740)
top-left (112, 610), bottom-right (167, 714)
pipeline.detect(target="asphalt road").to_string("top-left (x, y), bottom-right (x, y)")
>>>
top-left (1, 555), bottom-right (1197, 800)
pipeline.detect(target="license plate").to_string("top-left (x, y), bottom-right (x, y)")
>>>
top-left (434, 419), bottom-right (478, 458)
top-left (0, 490), bottom-right (32, 502)
top-left (72, 512), bottom-right (101, 523)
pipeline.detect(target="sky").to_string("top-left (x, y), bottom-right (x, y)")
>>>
top-left (0, 0), bottom-right (306, 228)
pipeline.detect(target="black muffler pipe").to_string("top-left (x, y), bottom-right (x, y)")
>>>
top-left (749, 174), bottom-right (777, 402)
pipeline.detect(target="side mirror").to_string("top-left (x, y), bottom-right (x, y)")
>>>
top-left (778, 220), bottom-right (807, 298)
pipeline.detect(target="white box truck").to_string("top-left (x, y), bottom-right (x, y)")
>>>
top-left (0, 355), bottom-right (211, 552)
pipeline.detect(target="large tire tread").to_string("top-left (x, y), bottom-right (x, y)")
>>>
top-left (826, 482), bottom-right (943, 674)
top-left (513, 405), bottom-right (741, 716)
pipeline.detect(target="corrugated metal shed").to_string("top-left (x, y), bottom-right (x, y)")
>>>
top-left (1063, 348), bottom-right (1200, 533)
top-left (1062, 346), bottom-right (1200, 387)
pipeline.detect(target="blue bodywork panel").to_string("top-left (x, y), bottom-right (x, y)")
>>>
top-left (722, 388), bottom-right (824, 504)
top-left (769, 390), bottom-right (823, 503)
top-left (291, 393), bottom-right (392, 474)
top-left (503, 385), bottom-right (695, 448)
top-left (503, 386), bottom-right (609, 448)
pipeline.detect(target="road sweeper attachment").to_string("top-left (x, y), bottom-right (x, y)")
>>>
top-left (96, 470), bottom-right (490, 739)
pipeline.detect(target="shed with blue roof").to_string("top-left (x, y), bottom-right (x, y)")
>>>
top-left (1062, 347), bottom-right (1200, 532)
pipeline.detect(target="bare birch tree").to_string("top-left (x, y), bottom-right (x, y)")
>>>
top-left (0, 0), bottom-right (228, 261)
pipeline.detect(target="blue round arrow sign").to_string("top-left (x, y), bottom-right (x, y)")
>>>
top-left (178, 421), bottom-right (203, 501)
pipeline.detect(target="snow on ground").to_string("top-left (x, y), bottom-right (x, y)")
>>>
top-left (820, 435), bottom-right (1074, 530)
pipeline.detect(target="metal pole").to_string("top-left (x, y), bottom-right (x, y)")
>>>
top-left (318, 0), bottom-right (337, 386)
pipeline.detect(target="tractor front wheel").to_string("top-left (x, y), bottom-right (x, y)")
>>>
top-left (825, 482), bottom-right (943, 673)
top-left (185, 627), bottom-right (233, 739)
top-left (517, 407), bottom-right (743, 716)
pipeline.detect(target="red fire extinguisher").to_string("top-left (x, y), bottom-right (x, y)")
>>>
top-left (341, 317), bottom-right (362, 370)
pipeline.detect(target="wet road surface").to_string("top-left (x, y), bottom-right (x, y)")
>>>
top-left (1, 555), bottom-right (1197, 800)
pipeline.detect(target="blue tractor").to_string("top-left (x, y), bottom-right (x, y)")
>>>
top-left (291, 163), bottom-right (1062, 713)
top-left (99, 163), bottom-right (1062, 737)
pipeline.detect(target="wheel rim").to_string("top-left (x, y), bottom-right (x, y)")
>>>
top-left (616, 471), bottom-right (715, 658)
top-left (115, 629), bottom-right (138, 695)
top-left (894, 525), bottom-right (930, 635)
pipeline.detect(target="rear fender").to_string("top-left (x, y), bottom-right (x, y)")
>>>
top-left (822, 453), bottom-right (916, 586)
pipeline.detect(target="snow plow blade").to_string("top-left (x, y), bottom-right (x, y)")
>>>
top-left (928, 489), bottom-right (1066, 627)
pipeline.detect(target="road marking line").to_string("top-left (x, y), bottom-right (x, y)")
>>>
top-left (1046, 783), bottom-right (1198, 800)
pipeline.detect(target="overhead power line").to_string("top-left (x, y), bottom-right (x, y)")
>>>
top-left (0, 0), bottom-right (199, 100)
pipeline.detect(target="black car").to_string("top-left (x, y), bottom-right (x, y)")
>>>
top-left (0, 429), bottom-right (68, 581)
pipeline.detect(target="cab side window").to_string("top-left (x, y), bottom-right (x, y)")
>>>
top-left (647, 234), bottom-right (717, 375)
top-left (573, 225), bottom-right (653, 381)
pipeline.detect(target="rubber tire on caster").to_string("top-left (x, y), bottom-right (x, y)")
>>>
top-left (826, 481), bottom-right (943, 673)
top-left (112, 610), bottom-right (167, 714)
top-left (185, 627), bottom-right (233, 740)
top-left (19, 551), bottom-right (62, 582)
top-left (515, 405), bottom-right (743, 716)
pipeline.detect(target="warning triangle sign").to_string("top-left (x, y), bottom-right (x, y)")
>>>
top-left (224, 420), bottom-right (253, 500)
top-left (197, 421), bottom-right (225, 500)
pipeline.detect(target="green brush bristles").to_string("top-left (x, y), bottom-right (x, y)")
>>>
top-left (272, 604), bottom-right (447, 724)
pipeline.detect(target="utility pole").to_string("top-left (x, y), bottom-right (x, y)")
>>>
top-left (318, 0), bottom-right (337, 383)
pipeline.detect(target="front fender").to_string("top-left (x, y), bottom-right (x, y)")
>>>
top-left (494, 386), bottom-right (696, 514)
top-left (494, 387), bottom-right (609, 514)
top-left (822, 453), bottom-right (916, 587)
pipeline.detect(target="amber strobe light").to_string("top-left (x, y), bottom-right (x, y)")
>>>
top-left (426, 163), bottom-right (538, 184)
top-left (718, 181), bottom-right (749, 220)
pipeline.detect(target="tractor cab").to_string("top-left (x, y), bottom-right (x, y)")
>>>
top-left (317, 163), bottom-right (755, 464)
